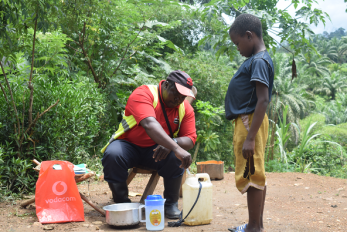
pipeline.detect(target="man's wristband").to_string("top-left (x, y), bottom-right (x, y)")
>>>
top-left (173, 138), bottom-right (178, 144)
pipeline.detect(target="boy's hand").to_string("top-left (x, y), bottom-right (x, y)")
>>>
top-left (242, 138), bottom-right (255, 159)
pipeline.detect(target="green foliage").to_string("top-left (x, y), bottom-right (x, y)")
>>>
top-left (314, 72), bottom-right (347, 100)
top-left (301, 140), bottom-right (347, 178)
top-left (0, 29), bottom-right (107, 194)
top-left (265, 159), bottom-right (295, 173)
top-left (300, 113), bottom-right (326, 135)
top-left (320, 93), bottom-right (347, 125)
top-left (291, 121), bottom-right (320, 173)
top-left (167, 52), bottom-right (235, 166)
top-left (317, 123), bottom-right (347, 148)
top-left (198, 0), bottom-right (329, 60)
top-left (275, 105), bottom-right (291, 163)
top-left (195, 100), bottom-right (223, 152)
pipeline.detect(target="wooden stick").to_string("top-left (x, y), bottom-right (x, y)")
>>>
top-left (75, 172), bottom-right (95, 183)
top-left (32, 159), bottom-right (40, 165)
top-left (79, 192), bottom-right (105, 216)
top-left (20, 198), bottom-right (35, 208)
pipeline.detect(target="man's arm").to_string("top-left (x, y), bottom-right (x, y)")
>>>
top-left (242, 82), bottom-right (269, 159)
top-left (175, 137), bottom-right (194, 151)
top-left (140, 117), bottom-right (192, 169)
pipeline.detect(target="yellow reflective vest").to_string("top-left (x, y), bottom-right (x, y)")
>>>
top-left (101, 85), bottom-right (186, 153)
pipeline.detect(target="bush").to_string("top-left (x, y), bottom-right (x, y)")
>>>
top-left (300, 113), bottom-right (326, 135)
top-left (317, 123), bottom-right (347, 147)
top-left (0, 30), bottom-right (108, 195)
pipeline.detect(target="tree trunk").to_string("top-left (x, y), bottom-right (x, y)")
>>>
top-left (192, 142), bottom-right (201, 164)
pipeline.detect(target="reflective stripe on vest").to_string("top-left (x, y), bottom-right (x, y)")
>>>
top-left (101, 85), bottom-right (185, 153)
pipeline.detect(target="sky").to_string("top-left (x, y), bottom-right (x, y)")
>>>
top-left (276, 0), bottom-right (347, 34)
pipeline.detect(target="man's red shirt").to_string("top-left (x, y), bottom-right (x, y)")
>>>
top-left (118, 80), bottom-right (197, 147)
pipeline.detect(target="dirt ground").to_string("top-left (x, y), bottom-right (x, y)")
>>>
top-left (1, 172), bottom-right (347, 232)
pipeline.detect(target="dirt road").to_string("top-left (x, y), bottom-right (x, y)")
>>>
top-left (1, 172), bottom-right (346, 231)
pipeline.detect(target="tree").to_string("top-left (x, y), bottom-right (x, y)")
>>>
top-left (197, 0), bottom-right (330, 60)
top-left (296, 49), bottom-right (332, 78)
top-left (329, 37), bottom-right (347, 64)
top-left (315, 72), bottom-right (347, 100)
top-left (272, 69), bottom-right (313, 134)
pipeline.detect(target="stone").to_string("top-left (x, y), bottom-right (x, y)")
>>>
top-left (43, 225), bottom-right (54, 230)
top-left (33, 222), bottom-right (42, 227)
top-left (92, 221), bottom-right (103, 225)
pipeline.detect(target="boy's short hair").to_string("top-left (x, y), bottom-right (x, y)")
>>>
top-left (229, 13), bottom-right (262, 38)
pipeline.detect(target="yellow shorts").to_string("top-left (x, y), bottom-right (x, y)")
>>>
top-left (233, 113), bottom-right (268, 194)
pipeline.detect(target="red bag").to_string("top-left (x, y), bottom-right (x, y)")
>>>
top-left (35, 161), bottom-right (85, 223)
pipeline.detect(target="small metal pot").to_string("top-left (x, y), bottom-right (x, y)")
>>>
top-left (103, 203), bottom-right (144, 227)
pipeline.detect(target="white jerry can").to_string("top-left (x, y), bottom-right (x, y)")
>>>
top-left (182, 173), bottom-right (213, 226)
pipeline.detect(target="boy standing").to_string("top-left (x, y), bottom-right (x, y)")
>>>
top-left (225, 14), bottom-right (274, 232)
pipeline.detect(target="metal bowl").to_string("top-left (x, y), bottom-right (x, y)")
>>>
top-left (103, 203), bottom-right (144, 226)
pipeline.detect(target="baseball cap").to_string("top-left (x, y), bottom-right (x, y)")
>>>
top-left (167, 70), bottom-right (195, 99)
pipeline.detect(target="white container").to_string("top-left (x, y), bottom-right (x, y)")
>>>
top-left (182, 173), bottom-right (213, 226)
top-left (139, 195), bottom-right (166, 231)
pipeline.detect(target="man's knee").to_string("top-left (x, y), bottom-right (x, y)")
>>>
top-left (102, 141), bottom-right (127, 165)
top-left (158, 151), bottom-right (184, 179)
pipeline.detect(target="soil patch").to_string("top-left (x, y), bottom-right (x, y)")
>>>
top-left (1, 172), bottom-right (347, 231)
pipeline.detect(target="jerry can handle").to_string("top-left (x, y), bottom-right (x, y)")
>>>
top-left (139, 204), bottom-right (146, 222)
top-left (195, 173), bottom-right (211, 182)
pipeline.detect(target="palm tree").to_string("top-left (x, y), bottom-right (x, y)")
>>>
top-left (296, 50), bottom-right (332, 78)
top-left (268, 67), bottom-right (314, 143)
top-left (316, 39), bottom-right (336, 61)
top-left (272, 76), bottom-right (312, 124)
top-left (329, 37), bottom-right (347, 64)
top-left (321, 93), bottom-right (347, 125)
top-left (314, 71), bottom-right (347, 100)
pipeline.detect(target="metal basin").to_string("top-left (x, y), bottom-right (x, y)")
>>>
top-left (103, 203), bottom-right (144, 227)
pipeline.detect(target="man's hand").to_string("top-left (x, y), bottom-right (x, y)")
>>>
top-left (153, 145), bottom-right (171, 162)
top-left (242, 137), bottom-right (255, 159)
top-left (172, 146), bottom-right (192, 169)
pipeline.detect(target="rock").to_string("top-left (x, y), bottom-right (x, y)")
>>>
top-left (331, 205), bottom-right (337, 208)
top-left (27, 225), bottom-right (31, 228)
top-left (28, 205), bottom-right (36, 210)
top-left (33, 222), bottom-right (42, 227)
top-left (92, 221), bottom-right (103, 225)
top-left (96, 226), bottom-right (100, 230)
top-left (43, 225), bottom-right (54, 230)
top-left (294, 183), bottom-right (303, 186)
top-left (82, 224), bottom-right (90, 227)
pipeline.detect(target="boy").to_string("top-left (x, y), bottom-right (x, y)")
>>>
top-left (225, 14), bottom-right (274, 232)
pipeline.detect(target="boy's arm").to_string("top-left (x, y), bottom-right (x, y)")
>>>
top-left (242, 82), bottom-right (269, 159)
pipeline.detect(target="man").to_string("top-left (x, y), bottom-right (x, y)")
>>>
top-left (101, 70), bottom-right (197, 219)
